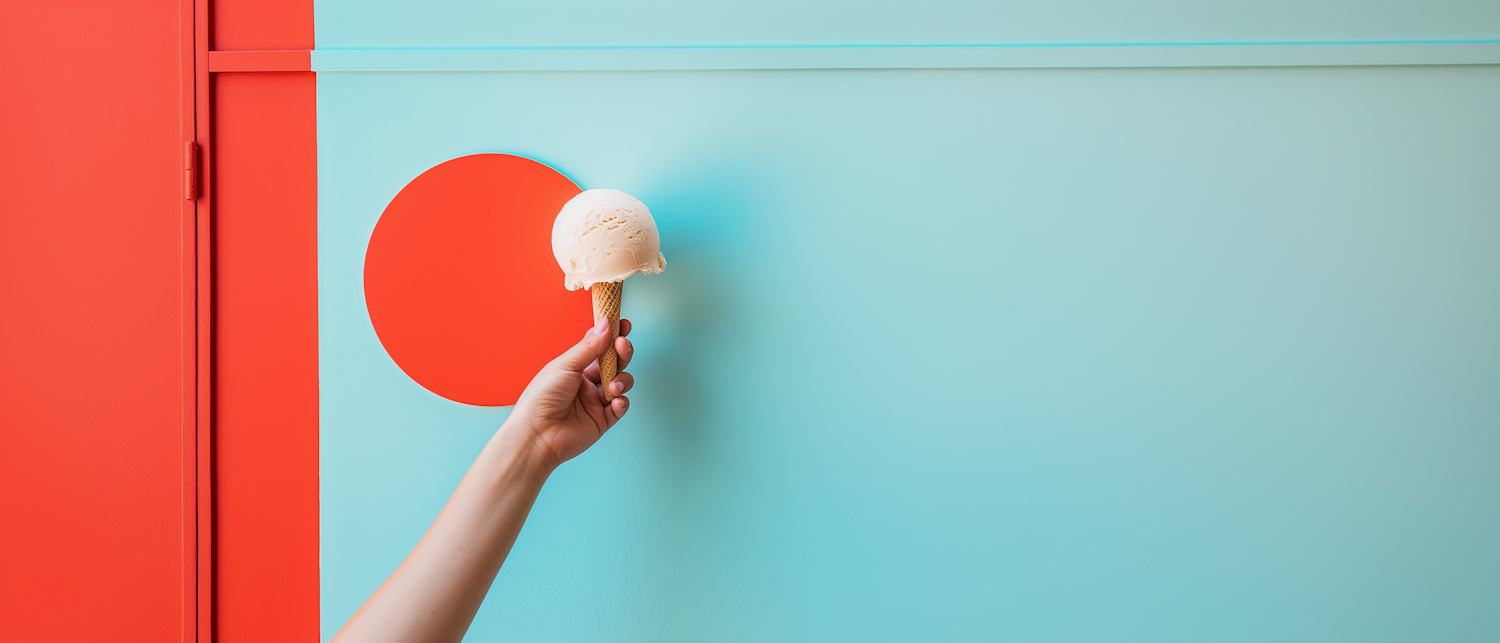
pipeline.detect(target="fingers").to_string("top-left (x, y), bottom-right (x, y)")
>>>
top-left (604, 395), bottom-right (629, 425)
top-left (552, 315), bottom-right (613, 373)
top-left (619, 318), bottom-right (632, 337)
top-left (582, 332), bottom-right (633, 384)
top-left (614, 335), bottom-right (634, 372)
top-left (605, 372), bottom-right (634, 397)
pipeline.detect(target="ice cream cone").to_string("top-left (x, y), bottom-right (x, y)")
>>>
top-left (553, 189), bottom-right (662, 403)
top-left (592, 280), bottom-right (623, 401)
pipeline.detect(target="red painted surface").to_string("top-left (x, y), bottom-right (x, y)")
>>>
top-left (0, 1), bottom-right (198, 640)
top-left (365, 155), bottom-right (594, 406)
top-left (209, 50), bottom-right (313, 72)
top-left (210, 1), bottom-right (320, 641)
top-left (194, 1), bottom-right (214, 638)
top-left (213, 0), bottom-right (315, 51)
top-left (213, 71), bottom-right (321, 641)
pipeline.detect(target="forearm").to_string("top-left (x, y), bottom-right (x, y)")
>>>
top-left (332, 317), bottom-right (631, 641)
top-left (332, 419), bottom-right (555, 643)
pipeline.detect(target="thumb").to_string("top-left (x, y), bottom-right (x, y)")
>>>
top-left (552, 315), bottom-right (612, 373)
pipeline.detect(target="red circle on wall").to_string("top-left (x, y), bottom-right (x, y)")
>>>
top-left (364, 154), bottom-right (591, 406)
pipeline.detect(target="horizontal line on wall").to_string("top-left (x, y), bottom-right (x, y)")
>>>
top-left (311, 41), bottom-right (1500, 72)
top-left (209, 50), bottom-right (312, 72)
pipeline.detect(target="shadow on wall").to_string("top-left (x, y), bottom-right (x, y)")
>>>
top-left (624, 160), bottom-right (759, 474)
top-left (615, 159), bottom-right (780, 636)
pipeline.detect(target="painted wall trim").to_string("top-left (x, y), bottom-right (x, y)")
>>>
top-left (311, 41), bottom-right (1500, 72)
top-left (209, 50), bottom-right (313, 72)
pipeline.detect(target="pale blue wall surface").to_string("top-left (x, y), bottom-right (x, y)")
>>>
top-left (314, 0), bottom-right (1500, 47)
top-left (316, 3), bottom-right (1500, 641)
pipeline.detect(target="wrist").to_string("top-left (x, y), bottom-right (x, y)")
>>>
top-left (495, 414), bottom-right (561, 481)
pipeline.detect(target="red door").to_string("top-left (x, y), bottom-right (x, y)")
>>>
top-left (2, 2), bottom-right (319, 639)
top-left (0, 1), bottom-right (200, 640)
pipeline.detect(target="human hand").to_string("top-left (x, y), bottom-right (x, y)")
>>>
top-left (510, 315), bottom-right (635, 470)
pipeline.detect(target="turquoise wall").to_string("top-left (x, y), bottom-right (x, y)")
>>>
top-left (316, 2), bottom-right (1500, 640)
top-left (314, 0), bottom-right (1500, 46)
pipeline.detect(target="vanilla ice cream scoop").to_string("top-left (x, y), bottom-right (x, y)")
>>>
top-left (551, 188), bottom-right (665, 402)
top-left (551, 189), bottom-right (666, 291)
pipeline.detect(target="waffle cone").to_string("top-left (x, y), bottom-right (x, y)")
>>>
top-left (592, 281), bottom-right (623, 401)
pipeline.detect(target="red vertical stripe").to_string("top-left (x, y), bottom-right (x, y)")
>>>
top-left (210, 0), bottom-right (320, 640)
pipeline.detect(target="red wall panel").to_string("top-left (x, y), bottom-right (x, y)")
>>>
top-left (212, 69), bottom-right (320, 642)
top-left (213, 0), bottom-right (315, 51)
top-left (210, 1), bottom-right (320, 640)
top-left (0, 2), bottom-right (319, 638)
top-left (0, 1), bottom-right (197, 640)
